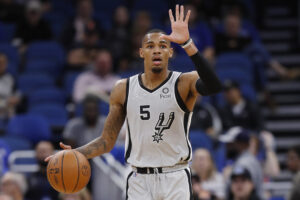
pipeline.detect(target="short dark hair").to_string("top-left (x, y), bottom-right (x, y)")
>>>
top-left (83, 95), bottom-right (100, 106)
top-left (146, 29), bottom-right (166, 35)
top-left (142, 29), bottom-right (169, 46)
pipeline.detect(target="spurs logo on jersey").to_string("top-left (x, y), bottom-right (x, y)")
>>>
top-left (125, 71), bottom-right (193, 167)
top-left (152, 112), bottom-right (175, 143)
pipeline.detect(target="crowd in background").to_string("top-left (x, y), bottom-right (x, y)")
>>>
top-left (0, 0), bottom-right (299, 200)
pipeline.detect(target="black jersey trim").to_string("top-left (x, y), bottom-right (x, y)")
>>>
top-left (184, 169), bottom-right (193, 200)
top-left (125, 171), bottom-right (134, 200)
top-left (125, 119), bottom-right (132, 163)
top-left (124, 78), bottom-right (130, 114)
top-left (138, 71), bottom-right (173, 93)
top-left (174, 74), bottom-right (190, 113)
top-left (184, 112), bottom-right (192, 161)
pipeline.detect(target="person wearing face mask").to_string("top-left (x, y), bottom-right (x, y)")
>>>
top-left (220, 127), bottom-right (263, 199)
top-left (25, 141), bottom-right (58, 200)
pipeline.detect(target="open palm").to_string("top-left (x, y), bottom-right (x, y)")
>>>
top-left (161, 5), bottom-right (191, 44)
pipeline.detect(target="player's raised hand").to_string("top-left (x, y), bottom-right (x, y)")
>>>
top-left (160, 5), bottom-right (191, 44)
top-left (44, 142), bottom-right (72, 162)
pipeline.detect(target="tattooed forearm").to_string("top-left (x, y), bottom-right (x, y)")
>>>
top-left (75, 137), bottom-right (107, 159)
top-left (75, 104), bottom-right (125, 159)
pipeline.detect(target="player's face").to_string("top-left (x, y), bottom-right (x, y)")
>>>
top-left (140, 33), bottom-right (173, 73)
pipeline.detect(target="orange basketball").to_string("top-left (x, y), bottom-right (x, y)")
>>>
top-left (47, 150), bottom-right (91, 194)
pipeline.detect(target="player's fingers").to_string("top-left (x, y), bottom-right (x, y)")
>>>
top-left (60, 142), bottom-right (72, 150)
top-left (44, 155), bottom-right (53, 162)
top-left (184, 10), bottom-right (191, 23)
top-left (175, 4), bottom-right (179, 21)
top-left (169, 9), bottom-right (174, 23)
top-left (180, 5), bottom-right (184, 21)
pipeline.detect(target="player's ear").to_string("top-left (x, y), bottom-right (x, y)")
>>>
top-left (139, 48), bottom-right (144, 58)
top-left (169, 47), bottom-right (174, 58)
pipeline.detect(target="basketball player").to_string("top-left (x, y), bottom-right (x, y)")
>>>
top-left (46, 5), bottom-right (222, 199)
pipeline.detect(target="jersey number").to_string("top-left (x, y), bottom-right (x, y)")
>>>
top-left (140, 105), bottom-right (150, 120)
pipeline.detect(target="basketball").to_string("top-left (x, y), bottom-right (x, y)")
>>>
top-left (47, 150), bottom-right (91, 194)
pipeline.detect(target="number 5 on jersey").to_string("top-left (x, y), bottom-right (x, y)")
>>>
top-left (140, 105), bottom-right (150, 120)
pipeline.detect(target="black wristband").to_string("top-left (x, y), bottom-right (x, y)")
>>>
top-left (180, 38), bottom-right (191, 47)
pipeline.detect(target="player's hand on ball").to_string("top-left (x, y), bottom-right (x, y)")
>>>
top-left (44, 142), bottom-right (72, 162)
top-left (160, 5), bottom-right (191, 44)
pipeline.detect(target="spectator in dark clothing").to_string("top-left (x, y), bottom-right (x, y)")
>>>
top-left (219, 80), bottom-right (263, 132)
top-left (60, 0), bottom-right (103, 50)
top-left (0, 53), bottom-right (21, 120)
top-left (0, 0), bottom-right (24, 23)
top-left (107, 6), bottom-right (132, 72)
top-left (215, 13), bottom-right (296, 85)
top-left (287, 145), bottom-right (300, 200)
top-left (228, 165), bottom-right (261, 200)
top-left (26, 141), bottom-right (58, 200)
top-left (13, 0), bottom-right (52, 50)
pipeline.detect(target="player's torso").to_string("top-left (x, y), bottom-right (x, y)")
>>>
top-left (125, 71), bottom-right (192, 167)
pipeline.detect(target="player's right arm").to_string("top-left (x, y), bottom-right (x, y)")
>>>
top-left (75, 79), bottom-right (127, 159)
top-left (45, 79), bottom-right (127, 161)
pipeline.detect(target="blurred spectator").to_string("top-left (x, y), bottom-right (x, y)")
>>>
top-left (108, 6), bottom-right (131, 61)
top-left (191, 96), bottom-right (222, 139)
top-left (0, 172), bottom-right (27, 200)
top-left (219, 127), bottom-right (263, 198)
top-left (286, 145), bottom-right (300, 174)
top-left (67, 21), bottom-right (101, 69)
top-left (192, 174), bottom-right (217, 200)
top-left (63, 95), bottom-right (105, 147)
top-left (13, 0), bottom-right (52, 49)
top-left (73, 49), bottom-right (120, 103)
top-left (228, 165), bottom-right (261, 200)
top-left (287, 145), bottom-right (300, 200)
top-left (0, 53), bottom-right (21, 121)
top-left (59, 187), bottom-right (91, 200)
top-left (132, 11), bottom-right (152, 36)
top-left (0, 0), bottom-right (24, 23)
top-left (60, 0), bottom-right (103, 50)
top-left (26, 141), bottom-right (58, 200)
top-left (219, 80), bottom-right (263, 132)
top-left (215, 12), bottom-right (295, 87)
top-left (0, 192), bottom-right (13, 200)
top-left (191, 148), bottom-right (225, 200)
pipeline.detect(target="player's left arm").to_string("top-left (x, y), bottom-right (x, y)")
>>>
top-left (161, 5), bottom-right (222, 96)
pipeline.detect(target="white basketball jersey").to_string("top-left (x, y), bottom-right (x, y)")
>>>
top-left (124, 71), bottom-right (193, 167)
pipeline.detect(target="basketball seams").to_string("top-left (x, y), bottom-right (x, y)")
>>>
top-left (72, 151), bottom-right (80, 193)
top-left (47, 156), bottom-right (55, 189)
top-left (61, 151), bottom-right (66, 192)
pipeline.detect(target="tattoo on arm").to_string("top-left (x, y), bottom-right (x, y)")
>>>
top-left (75, 104), bottom-right (125, 159)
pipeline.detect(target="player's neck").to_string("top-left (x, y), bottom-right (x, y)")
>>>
top-left (142, 70), bottom-right (169, 89)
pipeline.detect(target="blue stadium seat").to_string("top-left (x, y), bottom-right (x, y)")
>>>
top-left (0, 136), bottom-right (32, 151)
top-left (213, 143), bottom-right (226, 172)
top-left (64, 71), bottom-right (81, 97)
top-left (18, 73), bottom-right (55, 95)
top-left (26, 41), bottom-right (65, 66)
top-left (215, 53), bottom-right (253, 76)
top-left (169, 55), bottom-right (195, 72)
top-left (29, 104), bottom-right (68, 127)
top-left (25, 60), bottom-right (61, 78)
top-left (93, 0), bottom-right (124, 12)
top-left (6, 114), bottom-right (51, 144)
top-left (0, 138), bottom-right (11, 174)
top-left (133, 0), bottom-right (168, 21)
top-left (0, 22), bottom-right (15, 43)
top-left (0, 44), bottom-right (19, 76)
top-left (216, 68), bottom-right (252, 85)
top-left (118, 70), bottom-right (141, 78)
top-left (189, 130), bottom-right (213, 152)
top-left (28, 88), bottom-right (66, 107)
